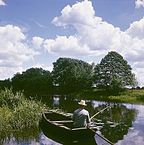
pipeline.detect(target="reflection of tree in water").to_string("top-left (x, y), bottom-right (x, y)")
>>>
top-left (50, 98), bottom-right (137, 144)
top-left (57, 96), bottom-right (79, 113)
top-left (93, 104), bottom-right (137, 143)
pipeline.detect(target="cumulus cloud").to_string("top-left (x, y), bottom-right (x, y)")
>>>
top-left (0, 66), bottom-right (23, 80)
top-left (43, 35), bottom-right (96, 56)
top-left (0, 25), bottom-right (38, 79)
top-left (135, 0), bottom-right (144, 8)
top-left (32, 36), bottom-right (44, 50)
top-left (0, 0), bottom-right (5, 6)
top-left (52, 0), bottom-right (96, 27)
top-left (126, 17), bottom-right (144, 39)
top-left (51, 0), bottom-right (121, 54)
top-left (50, 0), bottom-right (144, 61)
top-left (31, 63), bottom-right (53, 72)
top-left (42, 0), bottom-right (144, 86)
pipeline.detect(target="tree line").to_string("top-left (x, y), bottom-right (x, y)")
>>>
top-left (0, 51), bottom-right (137, 98)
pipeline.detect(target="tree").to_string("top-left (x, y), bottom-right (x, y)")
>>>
top-left (93, 51), bottom-right (137, 91)
top-left (52, 57), bottom-right (94, 94)
top-left (12, 68), bottom-right (53, 97)
top-left (0, 79), bottom-right (11, 90)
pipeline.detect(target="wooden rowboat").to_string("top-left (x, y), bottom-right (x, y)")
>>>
top-left (41, 110), bottom-right (98, 144)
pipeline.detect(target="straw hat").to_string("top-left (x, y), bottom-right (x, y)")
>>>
top-left (78, 100), bottom-right (87, 106)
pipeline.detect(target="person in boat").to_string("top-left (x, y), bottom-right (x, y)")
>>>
top-left (73, 100), bottom-right (91, 128)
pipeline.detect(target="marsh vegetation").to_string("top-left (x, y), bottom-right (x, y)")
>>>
top-left (0, 88), bottom-right (44, 144)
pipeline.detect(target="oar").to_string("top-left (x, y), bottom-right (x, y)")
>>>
top-left (90, 106), bottom-right (110, 120)
top-left (90, 128), bottom-right (114, 145)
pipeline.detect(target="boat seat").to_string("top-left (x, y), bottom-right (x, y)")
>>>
top-left (52, 120), bottom-right (73, 123)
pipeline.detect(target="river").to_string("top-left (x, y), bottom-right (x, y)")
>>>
top-left (2, 98), bottom-right (144, 145)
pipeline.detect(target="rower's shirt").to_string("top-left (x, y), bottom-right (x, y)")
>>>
top-left (73, 108), bottom-right (91, 127)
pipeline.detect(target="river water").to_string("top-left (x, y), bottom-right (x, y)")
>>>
top-left (2, 98), bottom-right (144, 145)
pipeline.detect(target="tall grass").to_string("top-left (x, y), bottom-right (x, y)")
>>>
top-left (0, 106), bottom-right (13, 132)
top-left (12, 99), bottom-right (43, 129)
top-left (0, 88), bottom-right (44, 132)
top-left (0, 88), bottom-right (23, 109)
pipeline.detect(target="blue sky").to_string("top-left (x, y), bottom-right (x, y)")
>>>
top-left (0, 0), bottom-right (144, 86)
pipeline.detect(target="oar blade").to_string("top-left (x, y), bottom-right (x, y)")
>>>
top-left (94, 131), bottom-right (113, 145)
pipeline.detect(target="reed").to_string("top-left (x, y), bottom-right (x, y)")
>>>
top-left (0, 88), bottom-right (44, 131)
top-left (0, 88), bottom-right (24, 109)
top-left (0, 106), bottom-right (13, 132)
top-left (12, 99), bottom-right (43, 129)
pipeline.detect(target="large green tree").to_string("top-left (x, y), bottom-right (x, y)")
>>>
top-left (93, 51), bottom-right (137, 91)
top-left (52, 57), bottom-right (94, 94)
top-left (12, 68), bottom-right (53, 97)
top-left (0, 79), bottom-right (11, 90)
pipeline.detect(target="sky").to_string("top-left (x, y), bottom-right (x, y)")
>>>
top-left (0, 0), bottom-right (144, 86)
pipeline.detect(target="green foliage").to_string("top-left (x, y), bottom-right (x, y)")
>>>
top-left (0, 79), bottom-right (11, 90)
top-left (93, 51), bottom-right (137, 91)
top-left (0, 88), bottom-right (44, 132)
top-left (12, 99), bottom-right (43, 129)
top-left (0, 53), bottom-right (138, 96)
top-left (0, 107), bottom-right (13, 132)
top-left (12, 68), bottom-right (53, 97)
top-left (0, 88), bottom-right (24, 109)
top-left (52, 57), bottom-right (94, 94)
top-left (113, 89), bottom-right (144, 103)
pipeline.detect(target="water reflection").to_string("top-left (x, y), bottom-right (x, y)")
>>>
top-left (2, 131), bottom-right (62, 145)
top-left (53, 96), bottom-right (60, 108)
top-left (99, 104), bottom-right (136, 143)
top-left (39, 132), bottom-right (62, 145)
top-left (1, 97), bottom-right (144, 145)
top-left (43, 98), bottom-right (138, 144)
top-left (1, 128), bottom-right (40, 145)
top-left (116, 104), bottom-right (144, 145)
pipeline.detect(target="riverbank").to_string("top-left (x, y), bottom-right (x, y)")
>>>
top-left (108, 89), bottom-right (144, 104)
top-left (73, 89), bottom-right (144, 104)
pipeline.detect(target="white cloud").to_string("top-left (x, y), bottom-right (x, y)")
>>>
top-left (0, 66), bottom-right (23, 80)
top-left (0, 0), bottom-right (6, 6)
top-left (126, 17), bottom-right (144, 39)
top-left (51, 0), bottom-right (123, 54)
top-left (50, 0), bottom-right (144, 61)
top-left (32, 36), bottom-right (44, 50)
top-left (135, 0), bottom-right (144, 8)
top-left (134, 68), bottom-right (144, 87)
top-left (43, 35), bottom-right (95, 56)
top-left (31, 63), bottom-right (53, 72)
top-left (44, 0), bottom-right (144, 86)
top-left (51, 0), bottom-right (121, 55)
top-left (0, 25), bottom-right (38, 79)
top-left (52, 0), bottom-right (96, 27)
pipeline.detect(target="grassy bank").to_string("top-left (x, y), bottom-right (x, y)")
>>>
top-left (108, 89), bottom-right (144, 104)
top-left (74, 89), bottom-right (144, 104)
top-left (0, 88), bottom-right (44, 133)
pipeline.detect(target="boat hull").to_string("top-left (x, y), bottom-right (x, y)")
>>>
top-left (40, 111), bottom-right (97, 144)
